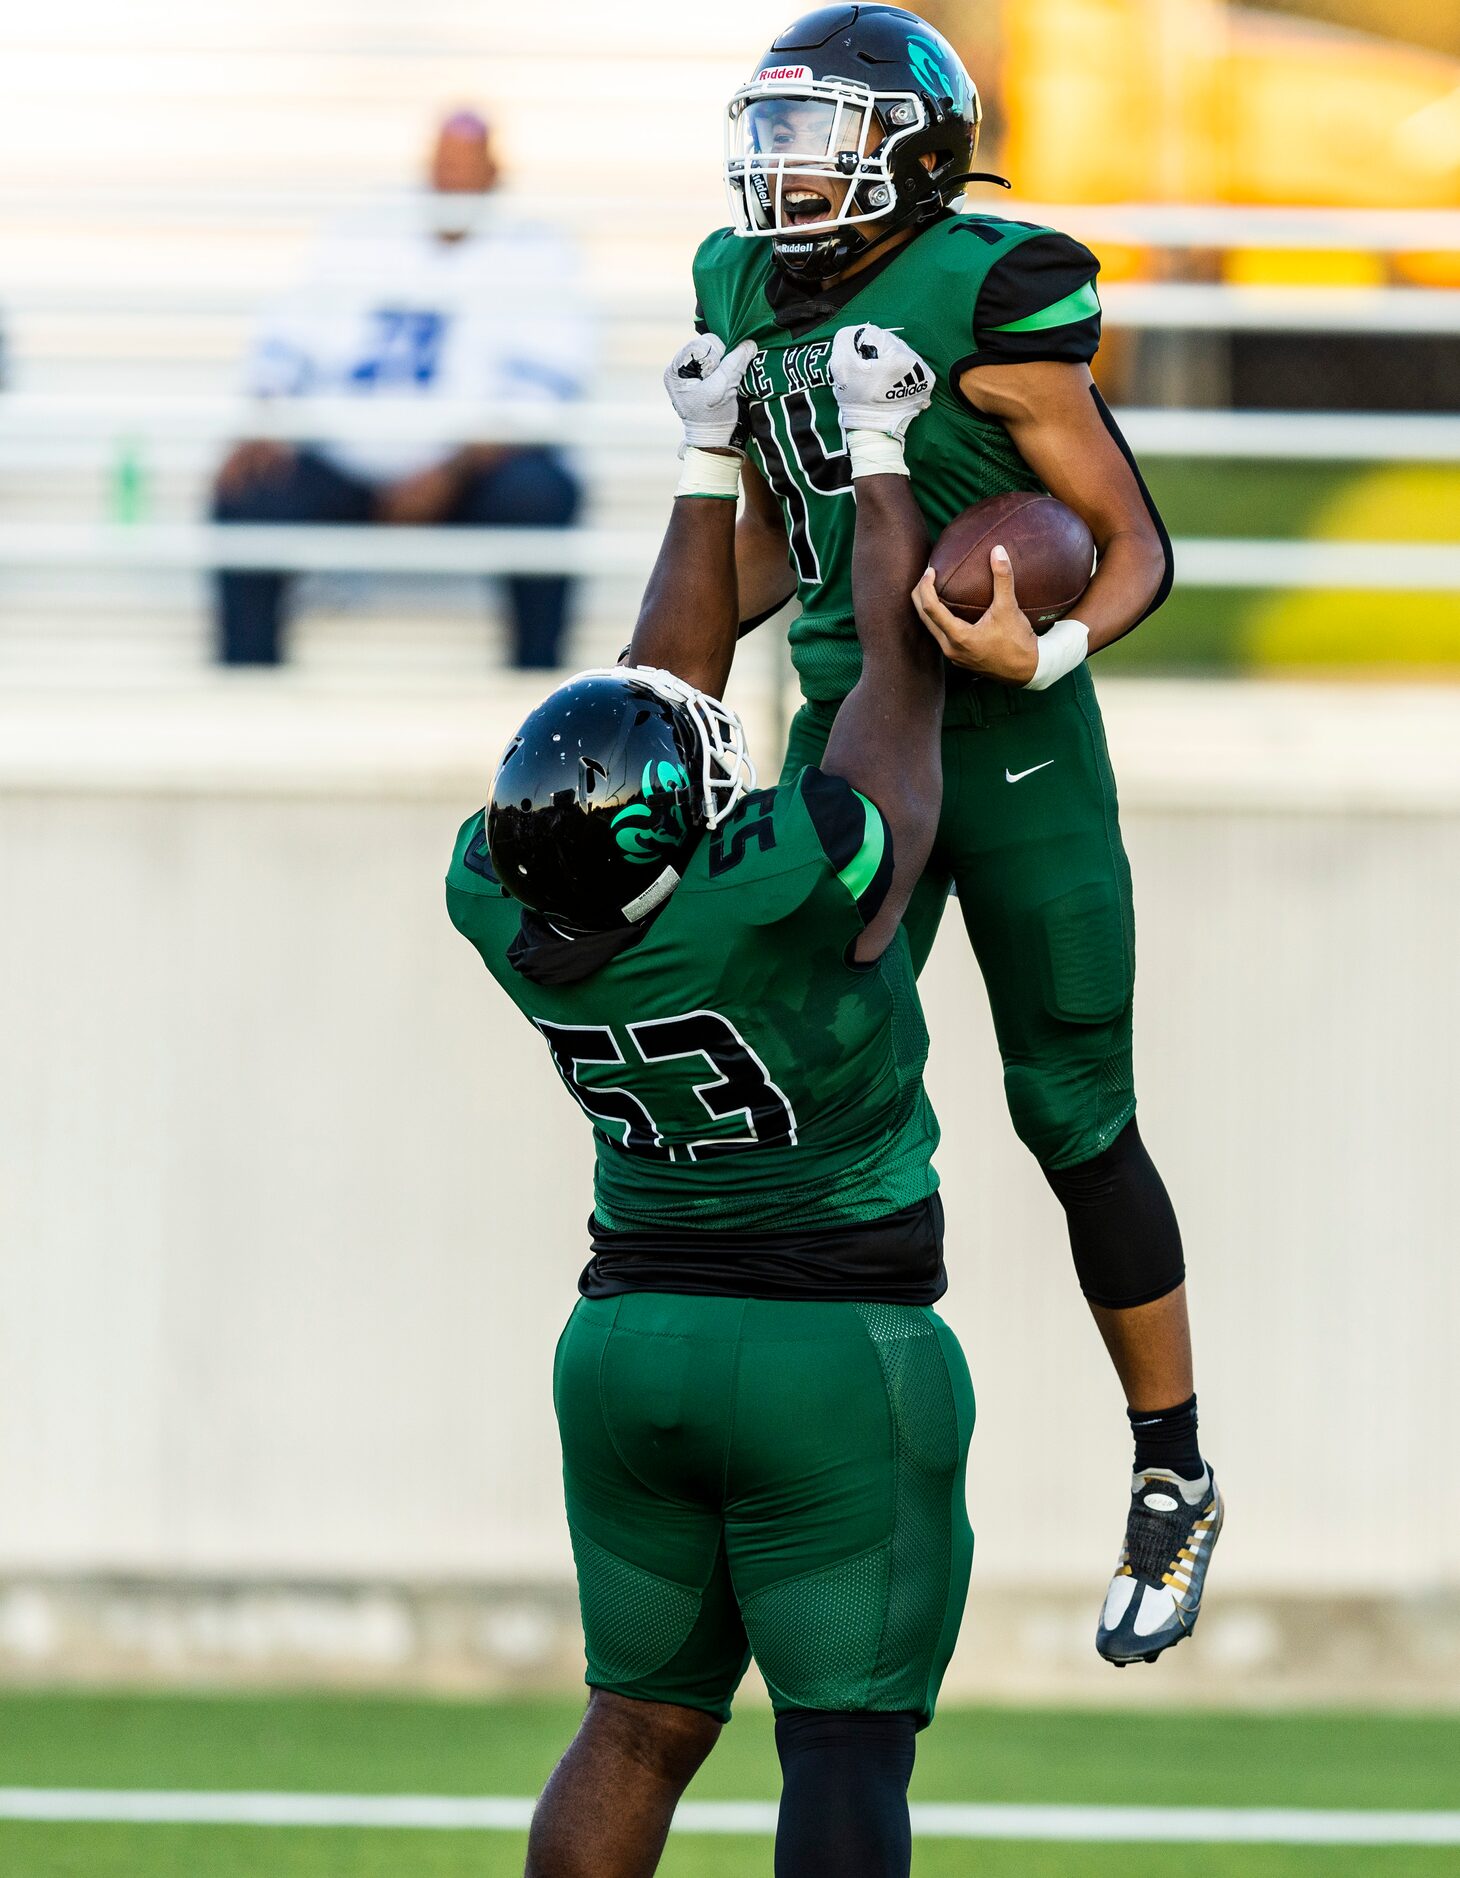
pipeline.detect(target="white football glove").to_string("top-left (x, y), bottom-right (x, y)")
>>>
top-left (830, 324), bottom-right (935, 440)
top-left (663, 334), bottom-right (758, 452)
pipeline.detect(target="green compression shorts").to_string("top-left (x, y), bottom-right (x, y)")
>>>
top-left (783, 665), bottom-right (1137, 1170)
top-left (554, 1291), bottom-right (975, 1726)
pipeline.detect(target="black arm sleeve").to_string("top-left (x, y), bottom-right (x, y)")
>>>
top-left (800, 767), bottom-right (896, 926)
top-left (963, 231), bottom-right (1102, 369)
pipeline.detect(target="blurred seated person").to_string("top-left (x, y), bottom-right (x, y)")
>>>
top-left (212, 110), bottom-right (587, 669)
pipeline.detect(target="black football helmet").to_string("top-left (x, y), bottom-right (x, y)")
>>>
top-left (725, 4), bottom-right (984, 282)
top-left (486, 668), bottom-right (756, 932)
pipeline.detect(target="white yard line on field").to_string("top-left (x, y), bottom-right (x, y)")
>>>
top-left (0, 1790), bottom-right (1458, 1845)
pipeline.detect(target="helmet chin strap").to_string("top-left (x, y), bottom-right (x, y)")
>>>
top-left (771, 167), bottom-right (1014, 285)
top-left (771, 190), bottom-right (932, 285)
top-left (771, 231), bottom-right (846, 280)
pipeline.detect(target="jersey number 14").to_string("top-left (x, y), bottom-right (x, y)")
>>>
top-left (748, 386), bottom-right (852, 588)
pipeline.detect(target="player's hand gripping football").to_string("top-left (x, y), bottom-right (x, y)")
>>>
top-left (830, 323), bottom-right (934, 440)
top-left (663, 334), bottom-right (758, 452)
top-left (913, 547), bottom-right (1041, 687)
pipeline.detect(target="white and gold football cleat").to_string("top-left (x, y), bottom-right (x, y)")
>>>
top-left (1096, 1468), bottom-right (1223, 1665)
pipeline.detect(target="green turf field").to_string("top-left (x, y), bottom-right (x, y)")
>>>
top-left (1102, 457), bottom-right (1460, 673)
top-left (1, 1690), bottom-right (1457, 1876)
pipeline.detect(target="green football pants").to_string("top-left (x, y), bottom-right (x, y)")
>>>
top-left (554, 1292), bottom-right (975, 1725)
top-left (783, 666), bottom-right (1136, 1170)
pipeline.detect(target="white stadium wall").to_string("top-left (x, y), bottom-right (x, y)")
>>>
top-left (1, 676), bottom-right (1458, 1704)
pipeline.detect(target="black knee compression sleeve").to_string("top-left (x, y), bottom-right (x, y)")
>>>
top-left (774, 1709), bottom-right (917, 1878)
top-left (1042, 1119), bottom-right (1185, 1309)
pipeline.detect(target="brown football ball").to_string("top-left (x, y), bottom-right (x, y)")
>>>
top-left (928, 490), bottom-right (1095, 634)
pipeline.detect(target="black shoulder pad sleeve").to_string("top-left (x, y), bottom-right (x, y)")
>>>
top-left (968, 231), bottom-right (1102, 368)
top-left (799, 767), bottom-right (895, 926)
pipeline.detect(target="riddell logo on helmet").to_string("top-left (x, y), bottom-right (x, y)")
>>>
top-left (756, 64), bottom-right (812, 81)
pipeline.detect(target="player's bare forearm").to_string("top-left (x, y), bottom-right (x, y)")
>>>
top-left (735, 509), bottom-right (797, 626)
top-left (627, 492), bottom-right (740, 698)
top-left (1072, 526), bottom-right (1171, 652)
top-left (959, 361), bottom-right (1172, 652)
top-left (736, 457), bottom-right (797, 629)
top-left (640, 334), bottom-right (760, 689)
top-left (822, 472), bottom-right (943, 958)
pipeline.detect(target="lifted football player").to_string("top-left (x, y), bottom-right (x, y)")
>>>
top-left (697, 2), bottom-right (1221, 1665)
top-left (449, 324), bottom-right (966, 1877)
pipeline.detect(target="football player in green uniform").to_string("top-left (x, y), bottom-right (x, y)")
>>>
top-left (449, 324), bottom-right (967, 1877)
top-left (697, 3), bottom-right (1222, 1666)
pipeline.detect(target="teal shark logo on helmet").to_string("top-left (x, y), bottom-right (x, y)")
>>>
top-left (642, 759), bottom-right (690, 797)
top-left (906, 35), bottom-right (964, 110)
top-left (611, 759), bottom-right (692, 863)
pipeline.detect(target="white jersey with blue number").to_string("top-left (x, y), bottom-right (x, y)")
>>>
top-left (246, 201), bottom-right (592, 483)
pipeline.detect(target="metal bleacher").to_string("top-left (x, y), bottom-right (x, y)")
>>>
top-left (3, 2), bottom-right (1459, 682)
top-left (0, 0), bottom-right (778, 680)
top-left (0, 200), bottom-right (704, 679)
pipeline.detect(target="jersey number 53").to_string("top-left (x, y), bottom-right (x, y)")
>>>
top-left (536, 1010), bottom-right (798, 1159)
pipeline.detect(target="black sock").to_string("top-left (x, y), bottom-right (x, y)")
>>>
top-left (774, 1708), bottom-right (917, 1878)
top-left (1128, 1393), bottom-right (1204, 1481)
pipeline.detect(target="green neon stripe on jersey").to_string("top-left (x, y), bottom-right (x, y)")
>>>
top-left (990, 279), bottom-right (1101, 334)
top-left (837, 792), bottom-right (886, 904)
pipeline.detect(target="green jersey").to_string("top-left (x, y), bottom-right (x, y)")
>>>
top-left (693, 213), bottom-right (1102, 705)
top-left (447, 767), bottom-right (940, 1259)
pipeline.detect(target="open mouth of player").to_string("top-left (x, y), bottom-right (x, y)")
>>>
top-left (782, 188), bottom-right (834, 226)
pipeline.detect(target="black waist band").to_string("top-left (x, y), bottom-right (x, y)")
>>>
top-left (579, 1193), bottom-right (946, 1304)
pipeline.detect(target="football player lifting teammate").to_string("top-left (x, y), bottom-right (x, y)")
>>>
top-left (451, 326), bottom-right (967, 1877)
top-left (697, 3), bottom-right (1222, 1665)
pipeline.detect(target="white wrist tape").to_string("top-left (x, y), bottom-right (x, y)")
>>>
top-left (1024, 618), bottom-right (1090, 692)
top-left (676, 447), bottom-right (742, 500)
top-left (846, 429), bottom-right (909, 479)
